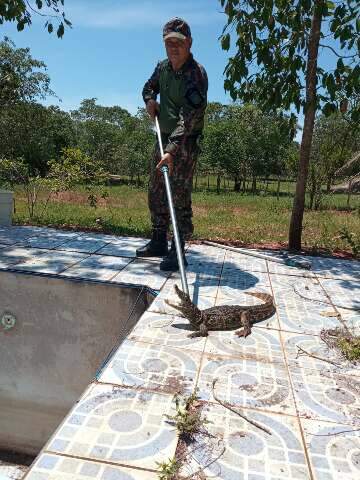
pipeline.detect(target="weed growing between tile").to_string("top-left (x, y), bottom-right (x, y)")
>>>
top-left (157, 391), bottom-right (225, 479)
top-left (321, 327), bottom-right (360, 362)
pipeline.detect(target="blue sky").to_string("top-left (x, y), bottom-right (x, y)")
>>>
top-left (2, 0), bottom-right (231, 113)
top-left (2, 0), bottom-right (345, 142)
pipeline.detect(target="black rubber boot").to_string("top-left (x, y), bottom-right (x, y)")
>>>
top-left (136, 231), bottom-right (168, 257)
top-left (160, 238), bottom-right (188, 271)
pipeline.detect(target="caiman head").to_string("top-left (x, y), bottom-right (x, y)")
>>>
top-left (166, 284), bottom-right (203, 327)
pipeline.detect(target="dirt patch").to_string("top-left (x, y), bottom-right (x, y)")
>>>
top-left (232, 207), bottom-right (249, 215)
top-left (193, 206), bottom-right (210, 216)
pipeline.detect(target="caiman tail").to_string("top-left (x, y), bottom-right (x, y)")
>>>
top-left (244, 292), bottom-right (276, 319)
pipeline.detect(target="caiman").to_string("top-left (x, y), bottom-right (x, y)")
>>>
top-left (165, 284), bottom-right (276, 338)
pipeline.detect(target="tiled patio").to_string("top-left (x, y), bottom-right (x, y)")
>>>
top-left (0, 226), bottom-right (359, 480)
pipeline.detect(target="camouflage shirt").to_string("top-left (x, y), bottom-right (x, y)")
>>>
top-left (142, 54), bottom-right (208, 156)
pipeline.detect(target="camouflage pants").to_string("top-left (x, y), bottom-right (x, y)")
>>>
top-left (148, 134), bottom-right (199, 239)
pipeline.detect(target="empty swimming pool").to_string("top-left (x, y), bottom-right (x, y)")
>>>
top-left (0, 270), bottom-right (150, 457)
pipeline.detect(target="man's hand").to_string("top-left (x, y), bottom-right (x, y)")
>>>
top-left (156, 152), bottom-right (174, 175)
top-left (146, 99), bottom-right (160, 120)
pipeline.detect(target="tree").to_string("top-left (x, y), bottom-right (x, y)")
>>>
top-left (0, 103), bottom-right (75, 174)
top-left (0, 1), bottom-right (70, 37)
top-left (220, 0), bottom-right (360, 250)
top-left (71, 98), bottom-right (133, 173)
top-left (0, 37), bottom-right (54, 107)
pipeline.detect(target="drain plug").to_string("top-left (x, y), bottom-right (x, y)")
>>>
top-left (1, 313), bottom-right (16, 330)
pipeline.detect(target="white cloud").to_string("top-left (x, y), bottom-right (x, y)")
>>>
top-left (66, 0), bottom-right (222, 29)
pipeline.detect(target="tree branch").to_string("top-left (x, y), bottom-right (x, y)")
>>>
top-left (319, 43), bottom-right (357, 59)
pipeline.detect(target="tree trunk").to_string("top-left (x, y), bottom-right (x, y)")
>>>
top-left (326, 177), bottom-right (332, 193)
top-left (347, 179), bottom-right (353, 208)
top-left (289, 3), bottom-right (323, 250)
top-left (216, 175), bottom-right (221, 194)
top-left (251, 177), bottom-right (257, 194)
top-left (276, 176), bottom-right (281, 201)
top-left (195, 175), bottom-right (198, 191)
top-left (234, 175), bottom-right (241, 192)
top-left (207, 176), bottom-right (210, 189)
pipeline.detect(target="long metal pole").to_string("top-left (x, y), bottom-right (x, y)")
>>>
top-left (154, 116), bottom-right (189, 295)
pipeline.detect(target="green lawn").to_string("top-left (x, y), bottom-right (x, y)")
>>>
top-left (12, 182), bottom-right (360, 255)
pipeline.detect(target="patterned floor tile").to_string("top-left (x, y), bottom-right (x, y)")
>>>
top-left (163, 274), bottom-right (220, 298)
top-left (111, 259), bottom-right (171, 290)
top-left (13, 250), bottom-right (89, 274)
top-left (222, 249), bottom-right (268, 273)
top-left (219, 270), bottom-right (271, 292)
top-left (0, 226), bottom-right (35, 245)
top-left (96, 237), bottom-right (149, 258)
top-left (301, 418), bottom-right (360, 480)
top-left (267, 260), bottom-right (315, 277)
top-left (336, 307), bottom-right (360, 335)
top-left (46, 384), bottom-right (178, 470)
top-left (185, 245), bottom-right (225, 274)
top-left (98, 338), bottom-right (201, 395)
top-left (15, 231), bottom-right (80, 250)
top-left (281, 331), bottom-right (360, 378)
top-left (128, 311), bottom-right (206, 351)
top-left (0, 246), bottom-right (49, 268)
top-left (27, 453), bottom-right (158, 479)
top-left (61, 255), bottom-right (132, 281)
top-left (289, 364), bottom-right (360, 426)
top-left (318, 277), bottom-right (360, 311)
top-left (180, 402), bottom-right (310, 480)
top-left (310, 256), bottom-right (360, 281)
top-left (217, 283), bottom-right (272, 301)
top-left (270, 275), bottom-right (343, 334)
top-left (56, 235), bottom-right (110, 254)
top-left (196, 353), bottom-right (295, 415)
top-left (204, 326), bottom-right (284, 364)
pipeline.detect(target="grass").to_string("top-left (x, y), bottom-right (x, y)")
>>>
top-left (11, 181), bottom-right (360, 255)
top-left (321, 327), bottom-right (360, 362)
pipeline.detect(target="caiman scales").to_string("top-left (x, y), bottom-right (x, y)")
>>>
top-left (166, 285), bottom-right (276, 338)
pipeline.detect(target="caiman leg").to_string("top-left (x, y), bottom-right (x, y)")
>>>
top-left (235, 311), bottom-right (252, 338)
top-left (188, 322), bottom-right (208, 338)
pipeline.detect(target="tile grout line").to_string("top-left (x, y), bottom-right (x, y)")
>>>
top-left (40, 450), bottom-right (159, 475)
top-left (267, 260), bottom-right (315, 480)
top-left (316, 275), bottom-right (351, 331)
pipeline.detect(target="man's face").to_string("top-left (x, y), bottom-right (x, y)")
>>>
top-left (165, 37), bottom-right (192, 68)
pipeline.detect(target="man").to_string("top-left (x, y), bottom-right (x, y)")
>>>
top-left (136, 17), bottom-right (208, 271)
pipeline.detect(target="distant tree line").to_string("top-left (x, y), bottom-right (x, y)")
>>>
top-left (1, 37), bottom-right (359, 204)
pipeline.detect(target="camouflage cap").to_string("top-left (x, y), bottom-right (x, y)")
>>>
top-left (163, 17), bottom-right (191, 41)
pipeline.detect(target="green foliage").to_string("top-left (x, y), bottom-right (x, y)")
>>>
top-left (0, 37), bottom-right (54, 107)
top-left (156, 456), bottom-right (180, 480)
top-left (48, 147), bottom-right (107, 191)
top-left (0, 1), bottom-right (71, 37)
top-left (337, 336), bottom-right (360, 361)
top-left (308, 111), bottom-right (359, 209)
top-left (200, 103), bottom-right (295, 190)
top-left (165, 391), bottom-right (205, 440)
top-left (339, 226), bottom-right (360, 257)
top-left (220, 0), bottom-right (360, 122)
top-left (0, 156), bottom-right (51, 218)
top-left (0, 103), bottom-right (76, 175)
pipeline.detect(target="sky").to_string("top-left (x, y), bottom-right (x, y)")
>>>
top-left (2, 0), bottom-right (231, 114)
top-left (1, 0), bottom-right (344, 142)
